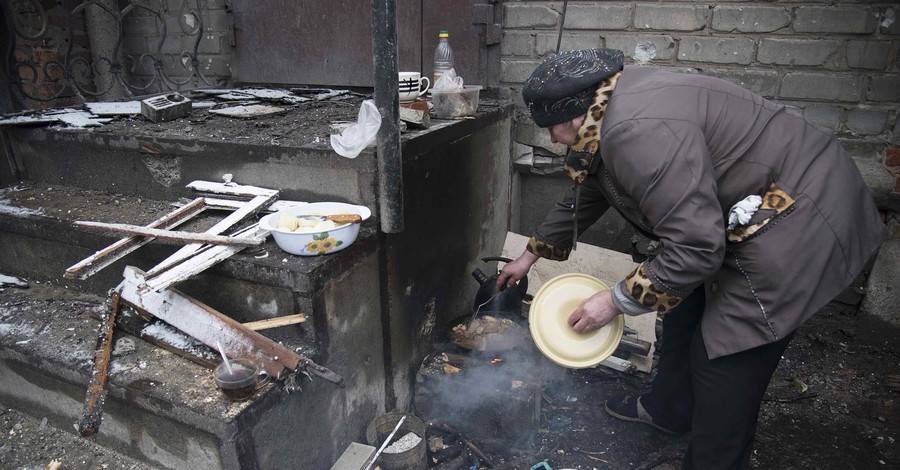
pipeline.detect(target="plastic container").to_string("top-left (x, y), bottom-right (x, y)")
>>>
top-left (433, 29), bottom-right (454, 85)
top-left (365, 412), bottom-right (426, 470)
top-left (431, 85), bottom-right (482, 118)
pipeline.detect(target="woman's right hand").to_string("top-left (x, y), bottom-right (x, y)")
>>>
top-left (496, 251), bottom-right (540, 291)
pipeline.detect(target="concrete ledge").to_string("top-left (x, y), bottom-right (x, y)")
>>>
top-left (860, 220), bottom-right (900, 327)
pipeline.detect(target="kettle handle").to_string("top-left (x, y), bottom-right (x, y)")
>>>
top-left (480, 256), bottom-right (528, 294)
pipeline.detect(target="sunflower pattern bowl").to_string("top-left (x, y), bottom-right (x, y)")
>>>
top-left (259, 202), bottom-right (371, 256)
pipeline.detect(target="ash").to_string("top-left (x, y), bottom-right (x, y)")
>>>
top-left (384, 431), bottom-right (422, 454)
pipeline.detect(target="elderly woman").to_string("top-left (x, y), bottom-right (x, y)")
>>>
top-left (498, 49), bottom-right (885, 469)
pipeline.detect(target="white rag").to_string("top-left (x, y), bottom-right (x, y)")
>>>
top-left (727, 195), bottom-right (763, 230)
top-left (330, 100), bottom-right (381, 159)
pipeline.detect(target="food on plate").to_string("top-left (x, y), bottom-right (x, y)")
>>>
top-left (275, 212), bottom-right (344, 233)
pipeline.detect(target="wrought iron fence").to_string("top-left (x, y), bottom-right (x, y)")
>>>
top-left (2, 0), bottom-right (219, 108)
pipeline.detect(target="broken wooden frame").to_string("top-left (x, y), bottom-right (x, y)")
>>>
top-left (119, 266), bottom-right (342, 386)
top-left (65, 179), bottom-right (344, 436)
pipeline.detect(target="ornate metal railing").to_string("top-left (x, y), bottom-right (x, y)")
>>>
top-left (2, 0), bottom-right (218, 108)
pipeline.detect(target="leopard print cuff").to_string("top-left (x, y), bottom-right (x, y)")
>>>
top-left (623, 263), bottom-right (684, 313)
top-left (526, 236), bottom-right (571, 261)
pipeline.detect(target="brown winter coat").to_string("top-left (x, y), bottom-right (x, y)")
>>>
top-left (533, 66), bottom-right (885, 358)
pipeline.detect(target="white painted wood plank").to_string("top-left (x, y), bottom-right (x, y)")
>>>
top-left (186, 180), bottom-right (279, 198)
top-left (74, 221), bottom-right (265, 246)
top-left (140, 225), bottom-right (267, 293)
top-left (65, 198), bottom-right (207, 280)
top-left (145, 192), bottom-right (278, 277)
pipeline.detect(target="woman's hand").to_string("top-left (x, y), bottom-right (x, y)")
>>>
top-left (496, 251), bottom-right (540, 291)
top-left (567, 290), bottom-right (621, 333)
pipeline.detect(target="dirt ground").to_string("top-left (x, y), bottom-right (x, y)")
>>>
top-left (1, 294), bottom-right (897, 469)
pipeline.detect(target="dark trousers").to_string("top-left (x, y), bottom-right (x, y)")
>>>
top-left (641, 287), bottom-right (795, 470)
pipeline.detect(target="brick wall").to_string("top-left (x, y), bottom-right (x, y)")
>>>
top-left (500, 1), bottom-right (899, 146)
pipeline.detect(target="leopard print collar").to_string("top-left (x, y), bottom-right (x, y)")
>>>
top-left (574, 71), bottom-right (620, 152)
top-left (563, 71), bottom-right (621, 184)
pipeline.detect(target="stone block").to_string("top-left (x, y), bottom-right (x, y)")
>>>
top-left (635, 4), bottom-right (708, 31)
top-left (501, 31), bottom-right (534, 56)
top-left (893, 118), bottom-right (900, 146)
top-left (847, 40), bottom-right (892, 70)
top-left (780, 73), bottom-right (862, 101)
top-left (196, 54), bottom-right (233, 76)
top-left (123, 15), bottom-right (161, 35)
top-left (504, 4), bottom-right (559, 29)
top-left (203, 11), bottom-right (232, 33)
top-left (711, 5), bottom-right (791, 33)
top-left (803, 104), bottom-right (843, 132)
top-left (513, 120), bottom-right (566, 156)
top-left (604, 34), bottom-right (677, 62)
top-left (204, 0), bottom-right (230, 9)
top-left (868, 76), bottom-right (900, 102)
top-left (860, 235), bottom-right (900, 327)
top-left (757, 38), bottom-right (839, 67)
top-left (197, 34), bottom-right (224, 54)
top-left (501, 59), bottom-right (542, 83)
top-left (563, 4), bottom-right (632, 30)
top-left (882, 6), bottom-right (900, 35)
top-left (845, 143), bottom-right (900, 211)
top-left (846, 108), bottom-right (887, 136)
top-left (794, 6), bottom-right (878, 34)
top-left (330, 443), bottom-right (376, 470)
top-left (678, 36), bottom-right (755, 65)
top-left (702, 69), bottom-right (779, 98)
top-left (121, 35), bottom-right (146, 55)
top-left (535, 32), bottom-right (601, 57)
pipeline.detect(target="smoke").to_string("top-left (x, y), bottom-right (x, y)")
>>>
top-left (415, 340), bottom-right (581, 444)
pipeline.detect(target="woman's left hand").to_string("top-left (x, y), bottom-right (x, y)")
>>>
top-left (567, 290), bottom-right (621, 333)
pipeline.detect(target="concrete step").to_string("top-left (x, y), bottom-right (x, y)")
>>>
top-left (4, 102), bottom-right (380, 209)
top-left (0, 184), bottom-right (388, 469)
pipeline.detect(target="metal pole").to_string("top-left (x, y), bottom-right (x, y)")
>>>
top-left (371, 0), bottom-right (404, 233)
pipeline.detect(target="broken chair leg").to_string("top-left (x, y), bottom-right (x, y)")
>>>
top-left (78, 290), bottom-right (121, 437)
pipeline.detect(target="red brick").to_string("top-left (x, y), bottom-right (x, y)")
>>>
top-left (885, 146), bottom-right (900, 167)
top-left (33, 47), bottom-right (62, 64)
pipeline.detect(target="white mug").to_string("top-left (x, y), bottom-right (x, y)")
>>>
top-left (398, 71), bottom-right (430, 102)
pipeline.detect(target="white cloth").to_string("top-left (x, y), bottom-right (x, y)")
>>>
top-left (727, 195), bottom-right (763, 230)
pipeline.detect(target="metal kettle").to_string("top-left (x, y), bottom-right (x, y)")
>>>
top-left (471, 256), bottom-right (529, 317)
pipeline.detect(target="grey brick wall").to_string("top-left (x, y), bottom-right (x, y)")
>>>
top-left (500, 1), bottom-right (899, 144)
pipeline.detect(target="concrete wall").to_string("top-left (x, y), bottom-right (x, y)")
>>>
top-left (385, 108), bottom-right (515, 411)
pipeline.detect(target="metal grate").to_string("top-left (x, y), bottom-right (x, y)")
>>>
top-left (2, 0), bottom-right (220, 108)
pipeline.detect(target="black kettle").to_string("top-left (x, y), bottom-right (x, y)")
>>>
top-left (471, 256), bottom-right (529, 317)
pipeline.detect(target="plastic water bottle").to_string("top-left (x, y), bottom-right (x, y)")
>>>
top-left (433, 29), bottom-right (454, 85)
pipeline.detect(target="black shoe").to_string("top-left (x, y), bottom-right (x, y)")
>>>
top-left (604, 394), bottom-right (685, 435)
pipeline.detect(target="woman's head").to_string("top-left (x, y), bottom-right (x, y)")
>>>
top-left (522, 49), bottom-right (624, 129)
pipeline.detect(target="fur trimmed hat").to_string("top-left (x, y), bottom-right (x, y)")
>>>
top-left (522, 49), bottom-right (625, 128)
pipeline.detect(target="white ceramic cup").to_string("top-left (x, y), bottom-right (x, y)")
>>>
top-left (398, 71), bottom-right (430, 102)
